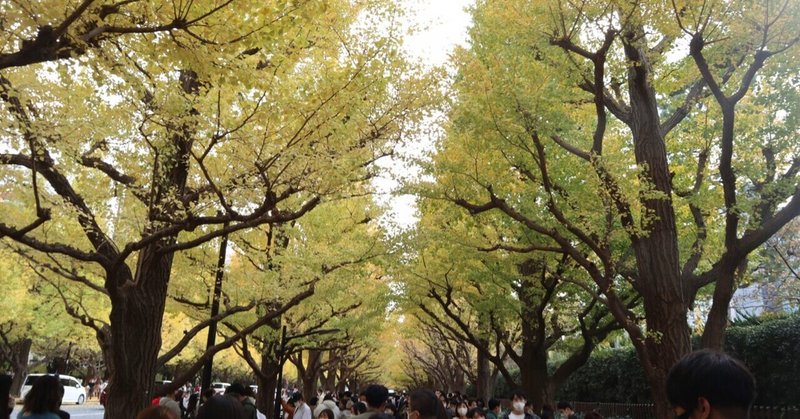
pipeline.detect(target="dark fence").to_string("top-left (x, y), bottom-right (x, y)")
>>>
top-left (571, 402), bottom-right (800, 419)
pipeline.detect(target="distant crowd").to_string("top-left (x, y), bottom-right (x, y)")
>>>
top-left (1, 349), bottom-right (757, 419)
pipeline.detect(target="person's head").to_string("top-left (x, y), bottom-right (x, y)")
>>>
top-left (407, 389), bottom-right (445, 419)
top-left (137, 405), bottom-right (180, 419)
top-left (319, 408), bottom-right (336, 419)
top-left (23, 375), bottom-right (63, 414)
top-left (159, 398), bottom-right (182, 418)
top-left (197, 395), bottom-right (247, 419)
top-left (584, 412), bottom-right (603, 419)
top-left (226, 383), bottom-right (247, 401)
top-left (469, 408), bottom-right (485, 419)
top-left (667, 349), bottom-right (756, 419)
top-left (310, 397), bottom-right (320, 408)
top-left (356, 402), bottom-right (368, 414)
top-left (364, 384), bottom-right (389, 410)
top-left (384, 403), bottom-right (397, 416)
top-left (0, 374), bottom-right (12, 419)
top-left (291, 392), bottom-right (306, 407)
top-left (510, 391), bottom-right (526, 414)
top-left (202, 388), bottom-right (216, 403)
top-left (173, 389), bottom-right (184, 401)
top-left (524, 402), bottom-right (534, 415)
top-left (456, 401), bottom-right (469, 417)
top-left (488, 399), bottom-right (501, 413)
top-left (556, 402), bottom-right (573, 416)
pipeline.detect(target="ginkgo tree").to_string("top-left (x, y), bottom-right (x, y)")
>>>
top-left (429, 0), bottom-right (799, 416)
top-left (0, 1), bottom-right (438, 418)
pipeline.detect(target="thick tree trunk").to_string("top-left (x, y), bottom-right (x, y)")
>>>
top-left (257, 352), bottom-right (281, 417)
top-left (9, 338), bottom-right (32, 396)
top-left (475, 342), bottom-right (490, 402)
top-left (104, 249), bottom-right (173, 419)
top-left (300, 350), bottom-right (321, 400)
top-left (623, 35), bottom-right (691, 419)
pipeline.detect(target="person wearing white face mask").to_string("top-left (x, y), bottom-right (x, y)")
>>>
top-left (452, 402), bottom-right (469, 419)
top-left (291, 392), bottom-right (313, 419)
top-left (501, 392), bottom-right (539, 419)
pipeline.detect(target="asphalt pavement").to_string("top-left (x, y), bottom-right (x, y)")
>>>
top-left (12, 400), bottom-right (106, 419)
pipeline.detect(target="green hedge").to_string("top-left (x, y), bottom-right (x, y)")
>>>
top-left (555, 347), bottom-right (651, 403)
top-left (557, 315), bottom-right (800, 406)
top-left (726, 315), bottom-right (800, 406)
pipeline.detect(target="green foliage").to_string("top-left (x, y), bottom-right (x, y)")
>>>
top-left (556, 348), bottom-right (652, 404)
top-left (558, 315), bottom-right (800, 406)
top-left (726, 315), bottom-right (800, 406)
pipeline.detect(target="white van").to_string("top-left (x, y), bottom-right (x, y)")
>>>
top-left (20, 374), bottom-right (87, 405)
top-left (211, 382), bottom-right (230, 394)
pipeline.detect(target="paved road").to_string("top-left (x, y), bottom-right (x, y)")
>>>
top-left (61, 403), bottom-right (105, 419)
top-left (12, 402), bottom-right (106, 419)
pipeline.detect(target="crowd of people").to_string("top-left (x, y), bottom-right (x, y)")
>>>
top-left (1, 349), bottom-right (758, 419)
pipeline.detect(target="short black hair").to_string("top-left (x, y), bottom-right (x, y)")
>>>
top-left (666, 349), bottom-right (755, 416)
top-left (364, 384), bottom-right (389, 408)
top-left (468, 408), bottom-right (484, 419)
top-left (510, 391), bottom-right (527, 401)
top-left (487, 399), bottom-right (500, 410)
top-left (290, 392), bottom-right (305, 403)
top-left (356, 402), bottom-right (368, 414)
top-left (556, 401), bottom-right (572, 410)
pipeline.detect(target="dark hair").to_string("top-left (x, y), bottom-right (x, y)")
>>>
top-left (368, 414), bottom-right (393, 419)
top-left (364, 385), bottom-right (389, 408)
top-left (510, 391), bottom-right (526, 401)
top-left (226, 383), bottom-right (247, 397)
top-left (291, 392), bottom-right (305, 403)
top-left (310, 397), bottom-right (319, 406)
top-left (137, 405), bottom-right (180, 419)
top-left (468, 408), bottom-right (484, 419)
top-left (556, 402), bottom-right (572, 410)
top-left (202, 388), bottom-right (216, 402)
top-left (0, 375), bottom-right (11, 419)
top-left (324, 394), bottom-right (335, 402)
top-left (666, 349), bottom-right (755, 416)
top-left (197, 395), bottom-right (246, 419)
top-left (584, 412), bottom-right (603, 419)
top-left (23, 375), bottom-right (63, 414)
top-left (487, 399), bottom-right (500, 411)
top-left (408, 389), bottom-right (445, 419)
top-left (356, 402), bottom-right (368, 414)
top-left (187, 393), bottom-right (199, 415)
top-left (320, 408), bottom-right (336, 419)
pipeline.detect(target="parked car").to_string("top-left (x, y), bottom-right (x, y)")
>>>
top-left (211, 382), bottom-right (230, 395)
top-left (20, 374), bottom-right (86, 405)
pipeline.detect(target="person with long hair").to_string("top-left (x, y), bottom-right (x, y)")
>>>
top-left (18, 375), bottom-right (63, 419)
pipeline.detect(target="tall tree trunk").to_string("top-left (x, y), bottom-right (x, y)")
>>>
top-left (105, 249), bottom-right (173, 419)
top-left (301, 350), bottom-right (321, 400)
top-left (257, 352), bottom-right (281, 417)
top-left (9, 338), bottom-right (32, 396)
top-left (475, 340), bottom-right (490, 402)
top-left (622, 34), bottom-right (690, 419)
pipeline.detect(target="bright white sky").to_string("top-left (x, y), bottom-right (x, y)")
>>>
top-left (375, 0), bottom-right (474, 231)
